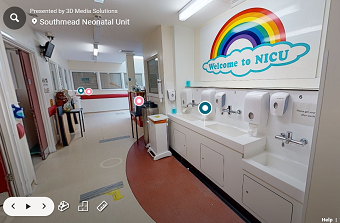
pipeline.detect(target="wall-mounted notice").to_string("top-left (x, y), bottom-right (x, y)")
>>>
top-left (291, 102), bottom-right (317, 127)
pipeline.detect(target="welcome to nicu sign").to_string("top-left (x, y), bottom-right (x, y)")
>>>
top-left (202, 8), bottom-right (310, 77)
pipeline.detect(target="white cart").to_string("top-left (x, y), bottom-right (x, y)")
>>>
top-left (146, 114), bottom-right (172, 160)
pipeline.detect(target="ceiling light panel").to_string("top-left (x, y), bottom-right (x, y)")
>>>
top-left (179, 0), bottom-right (214, 21)
top-left (94, 0), bottom-right (104, 3)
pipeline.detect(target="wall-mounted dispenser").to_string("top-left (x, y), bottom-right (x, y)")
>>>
top-left (201, 89), bottom-right (216, 119)
top-left (157, 79), bottom-right (163, 102)
top-left (215, 92), bottom-right (226, 111)
top-left (270, 92), bottom-right (290, 116)
top-left (167, 89), bottom-right (176, 102)
top-left (244, 92), bottom-right (270, 136)
top-left (181, 89), bottom-right (192, 108)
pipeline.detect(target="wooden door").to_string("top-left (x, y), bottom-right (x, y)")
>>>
top-left (18, 50), bottom-right (48, 159)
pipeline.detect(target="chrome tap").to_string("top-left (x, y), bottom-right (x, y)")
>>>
top-left (186, 100), bottom-right (199, 107)
top-left (275, 131), bottom-right (308, 147)
top-left (222, 105), bottom-right (242, 115)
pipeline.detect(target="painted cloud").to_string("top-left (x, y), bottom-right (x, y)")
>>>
top-left (202, 42), bottom-right (310, 77)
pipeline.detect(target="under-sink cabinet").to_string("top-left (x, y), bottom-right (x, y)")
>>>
top-left (200, 144), bottom-right (224, 187)
top-left (169, 120), bottom-right (243, 203)
top-left (243, 175), bottom-right (293, 223)
top-left (242, 173), bottom-right (303, 223)
top-left (173, 129), bottom-right (187, 157)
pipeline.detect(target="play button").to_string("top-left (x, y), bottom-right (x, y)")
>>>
top-left (3, 197), bottom-right (54, 216)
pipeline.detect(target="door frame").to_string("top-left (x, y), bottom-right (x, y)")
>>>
top-left (2, 35), bottom-right (57, 156)
top-left (18, 49), bottom-right (49, 159)
top-left (0, 125), bottom-right (19, 196)
top-left (0, 35), bottom-right (33, 196)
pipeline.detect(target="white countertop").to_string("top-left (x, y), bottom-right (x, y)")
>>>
top-left (168, 113), bottom-right (266, 154)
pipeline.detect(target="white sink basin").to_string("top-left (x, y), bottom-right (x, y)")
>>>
top-left (206, 123), bottom-right (246, 137)
top-left (242, 152), bottom-right (308, 203)
top-left (176, 114), bottom-right (201, 121)
top-left (251, 153), bottom-right (308, 183)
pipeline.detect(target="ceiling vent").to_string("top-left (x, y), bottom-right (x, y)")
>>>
top-left (231, 0), bottom-right (246, 8)
top-left (119, 50), bottom-right (134, 55)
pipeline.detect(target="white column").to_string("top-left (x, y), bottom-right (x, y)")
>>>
top-left (125, 54), bottom-right (136, 90)
top-left (96, 71), bottom-right (102, 90)
top-left (303, 0), bottom-right (340, 222)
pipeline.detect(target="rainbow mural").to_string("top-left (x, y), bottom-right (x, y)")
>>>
top-left (210, 8), bottom-right (286, 59)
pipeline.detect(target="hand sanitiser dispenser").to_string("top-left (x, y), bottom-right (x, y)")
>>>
top-left (270, 92), bottom-right (290, 116)
top-left (215, 92), bottom-right (226, 111)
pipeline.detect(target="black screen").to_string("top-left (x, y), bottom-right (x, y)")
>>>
top-left (44, 42), bottom-right (54, 58)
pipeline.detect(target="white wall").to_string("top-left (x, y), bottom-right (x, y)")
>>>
top-left (68, 60), bottom-right (125, 73)
top-left (303, 0), bottom-right (340, 221)
top-left (173, 26), bottom-right (195, 112)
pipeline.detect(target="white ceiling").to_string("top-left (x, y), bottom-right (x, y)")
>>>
top-left (4, 0), bottom-right (231, 63)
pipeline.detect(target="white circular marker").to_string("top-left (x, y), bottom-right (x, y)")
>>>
top-left (134, 96), bottom-right (144, 106)
top-left (85, 88), bottom-right (93, 95)
top-left (100, 158), bottom-right (123, 169)
top-left (198, 101), bottom-right (212, 115)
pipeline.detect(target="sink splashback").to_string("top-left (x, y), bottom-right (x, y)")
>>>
top-left (181, 88), bottom-right (318, 166)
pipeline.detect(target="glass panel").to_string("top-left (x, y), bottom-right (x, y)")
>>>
top-left (64, 69), bottom-right (70, 90)
top-left (124, 73), bottom-right (128, 88)
top-left (124, 73), bottom-right (143, 88)
top-left (58, 66), bottom-right (65, 89)
top-left (135, 73), bottom-right (143, 86)
top-left (147, 56), bottom-right (159, 93)
top-left (100, 73), bottom-right (122, 89)
top-left (48, 62), bottom-right (58, 90)
top-left (72, 72), bottom-right (98, 89)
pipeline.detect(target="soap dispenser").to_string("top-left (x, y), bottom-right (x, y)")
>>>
top-left (270, 92), bottom-right (290, 116)
top-left (215, 92), bottom-right (226, 111)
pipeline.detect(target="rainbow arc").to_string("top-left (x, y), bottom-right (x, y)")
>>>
top-left (210, 8), bottom-right (286, 59)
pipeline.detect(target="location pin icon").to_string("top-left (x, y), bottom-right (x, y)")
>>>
top-left (32, 18), bottom-right (37, 25)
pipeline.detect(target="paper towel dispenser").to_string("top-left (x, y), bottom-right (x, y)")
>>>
top-left (201, 89), bottom-right (216, 119)
top-left (244, 92), bottom-right (270, 126)
top-left (181, 89), bottom-right (192, 107)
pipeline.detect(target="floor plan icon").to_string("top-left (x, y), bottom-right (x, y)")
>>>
top-left (78, 201), bottom-right (88, 212)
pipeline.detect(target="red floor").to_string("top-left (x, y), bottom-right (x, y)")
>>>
top-left (126, 138), bottom-right (245, 223)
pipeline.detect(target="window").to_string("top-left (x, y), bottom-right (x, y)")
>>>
top-left (64, 69), bottom-right (70, 90)
top-left (49, 62), bottom-right (58, 90)
top-left (146, 56), bottom-right (159, 94)
top-left (124, 73), bottom-right (144, 88)
top-left (72, 72), bottom-right (98, 89)
top-left (135, 73), bottom-right (143, 86)
top-left (58, 66), bottom-right (65, 89)
top-left (100, 73), bottom-right (122, 89)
